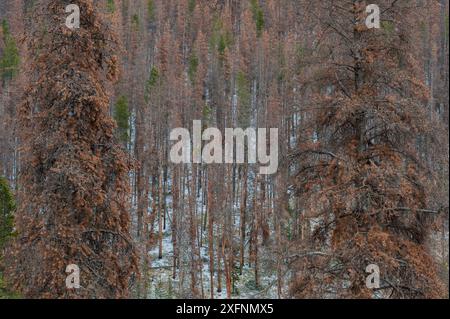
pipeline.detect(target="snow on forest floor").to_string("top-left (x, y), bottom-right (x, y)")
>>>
top-left (146, 229), bottom-right (280, 299)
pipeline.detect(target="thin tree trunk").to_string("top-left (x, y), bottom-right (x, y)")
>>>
top-left (239, 166), bottom-right (248, 275)
top-left (207, 168), bottom-right (215, 298)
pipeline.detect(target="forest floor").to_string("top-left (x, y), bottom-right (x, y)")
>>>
top-left (146, 229), bottom-right (281, 299)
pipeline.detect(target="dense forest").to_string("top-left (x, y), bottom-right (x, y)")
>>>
top-left (0, 0), bottom-right (448, 299)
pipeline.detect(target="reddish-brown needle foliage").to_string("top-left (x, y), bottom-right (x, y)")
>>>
top-left (288, 0), bottom-right (446, 298)
top-left (5, 0), bottom-right (137, 298)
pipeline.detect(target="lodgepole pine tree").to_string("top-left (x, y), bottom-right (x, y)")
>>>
top-left (6, 0), bottom-right (137, 298)
top-left (289, 0), bottom-right (446, 298)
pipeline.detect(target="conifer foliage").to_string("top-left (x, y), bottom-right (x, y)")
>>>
top-left (289, 0), bottom-right (445, 298)
top-left (5, 0), bottom-right (137, 298)
top-left (0, 0), bottom-right (447, 299)
top-left (0, 19), bottom-right (20, 84)
top-left (0, 177), bottom-right (14, 252)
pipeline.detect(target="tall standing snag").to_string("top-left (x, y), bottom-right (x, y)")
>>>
top-left (6, 0), bottom-right (137, 298)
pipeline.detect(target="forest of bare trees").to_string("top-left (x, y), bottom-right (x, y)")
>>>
top-left (0, 0), bottom-right (448, 299)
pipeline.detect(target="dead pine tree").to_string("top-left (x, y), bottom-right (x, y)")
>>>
top-left (6, 0), bottom-right (137, 298)
top-left (289, 0), bottom-right (446, 298)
